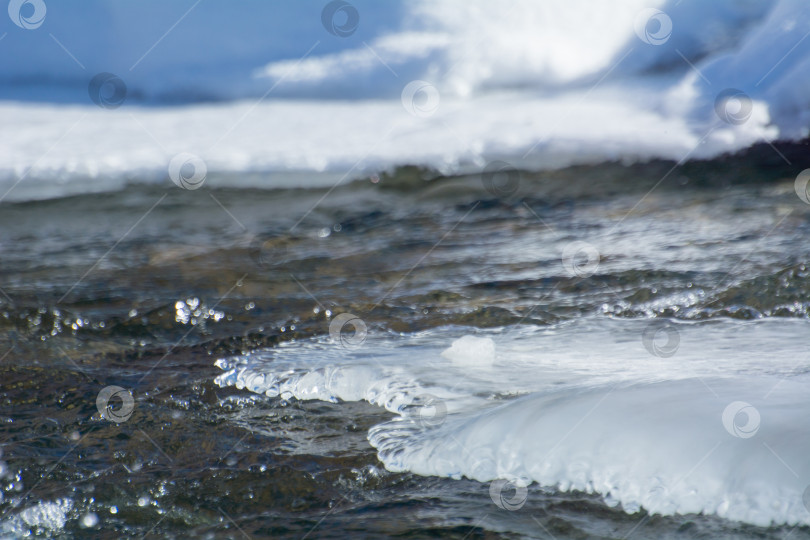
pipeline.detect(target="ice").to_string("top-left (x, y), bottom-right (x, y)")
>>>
top-left (215, 318), bottom-right (810, 527)
top-left (440, 335), bottom-right (496, 366)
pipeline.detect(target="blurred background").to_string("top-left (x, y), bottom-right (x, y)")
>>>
top-left (0, 0), bottom-right (808, 200)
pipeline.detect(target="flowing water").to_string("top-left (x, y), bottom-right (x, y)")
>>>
top-left (3, 150), bottom-right (810, 538)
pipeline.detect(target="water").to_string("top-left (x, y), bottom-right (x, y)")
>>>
top-left (3, 153), bottom-right (810, 538)
top-left (4, 0), bottom-right (810, 537)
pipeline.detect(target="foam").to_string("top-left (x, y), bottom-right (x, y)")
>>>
top-left (0, 87), bottom-right (774, 202)
top-left (0, 498), bottom-right (74, 536)
top-left (441, 335), bottom-right (495, 366)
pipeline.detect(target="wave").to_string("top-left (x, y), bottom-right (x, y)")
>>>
top-left (214, 318), bottom-right (810, 527)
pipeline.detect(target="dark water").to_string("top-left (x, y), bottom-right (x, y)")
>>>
top-left (3, 149), bottom-right (810, 538)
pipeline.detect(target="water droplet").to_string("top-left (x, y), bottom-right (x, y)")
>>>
top-left (81, 512), bottom-right (98, 528)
